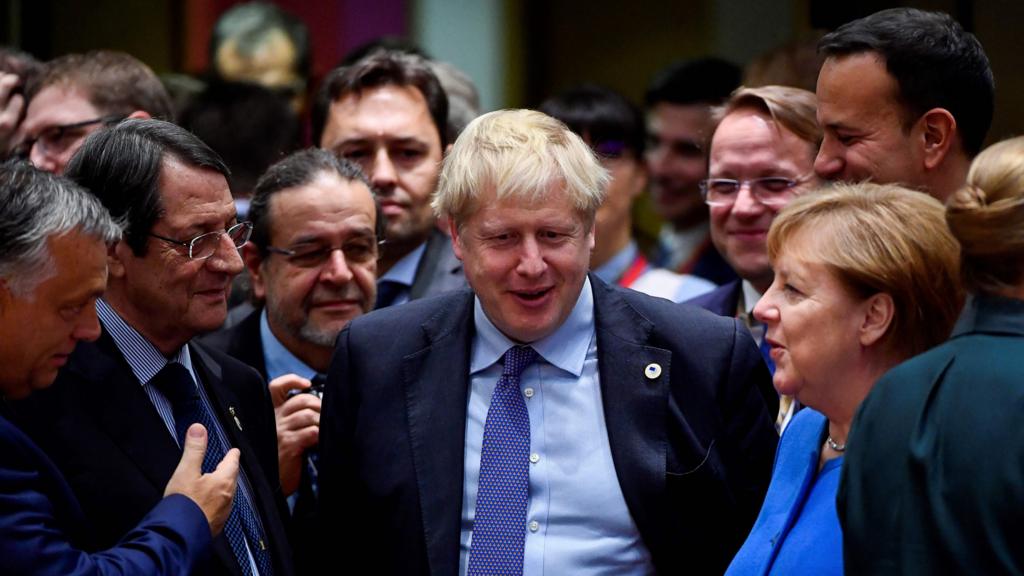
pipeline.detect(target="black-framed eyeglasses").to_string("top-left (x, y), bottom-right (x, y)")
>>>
top-left (699, 174), bottom-right (813, 208)
top-left (149, 222), bottom-right (253, 260)
top-left (265, 236), bottom-right (383, 268)
top-left (16, 114), bottom-right (124, 158)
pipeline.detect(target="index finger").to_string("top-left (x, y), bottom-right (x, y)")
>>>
top-left (268, 373), bottom-right (312, 406)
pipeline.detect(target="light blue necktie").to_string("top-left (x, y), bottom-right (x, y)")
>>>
top-left (467, 346), bottom-right (538, 576)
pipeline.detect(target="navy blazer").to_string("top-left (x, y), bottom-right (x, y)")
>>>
top-left (839, 294), bottom-right (1024, 574)
top-left (408, 229), bottom-right (467, 300)
top-left (11, 331), bottom-right (295, 576)
top-left (0, 412), bottom-right (211, 575)
top-left (318, 275), bottom-right (778, 575)
top-left (686, 280), bottom-right (742, 318)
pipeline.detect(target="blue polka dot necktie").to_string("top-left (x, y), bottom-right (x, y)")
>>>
top-left (468, 345), bottom-right (538, 576)
top-left (151, 362), bottom-right (274, 576)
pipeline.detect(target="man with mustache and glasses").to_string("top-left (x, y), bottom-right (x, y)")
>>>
top-left (203, 149), bottom-right (380, 568)
top-left (313, 49), bottom-right (466, 309)
top-left (12, 119), bottom-right (295, 576)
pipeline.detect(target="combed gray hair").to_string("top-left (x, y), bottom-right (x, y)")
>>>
top-left (0, 161), bottom-right (121, 297)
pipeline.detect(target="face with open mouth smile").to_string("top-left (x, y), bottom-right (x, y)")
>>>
top-left (451, 183), bottom-right (594, 344)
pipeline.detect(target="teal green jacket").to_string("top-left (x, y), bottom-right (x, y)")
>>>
top-left (839, 294), bottom-right (1024, 575)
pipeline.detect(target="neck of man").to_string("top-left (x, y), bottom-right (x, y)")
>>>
top-left (590, 221), bottom-right (633, 270)
top-left (926, 152), bottom-right (972, 203)
top-left (378, 231), bottom-right (431, 275)
top-left (268, 319), bottom-right (333, 374)
top-left (103, 284), bottom-right (190, 357)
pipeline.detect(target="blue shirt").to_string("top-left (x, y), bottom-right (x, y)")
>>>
top-left (377, 242), bottom-right (427, 307)
top-left (260, 309), bottom-right (317, 381)
top-left (96, 298), bottom-right (264, 576)
top-left (458, 277), bottom-right (655, 576)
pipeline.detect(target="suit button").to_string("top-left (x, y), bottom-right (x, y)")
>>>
top-left (528, 521), bottom-right (539, 532)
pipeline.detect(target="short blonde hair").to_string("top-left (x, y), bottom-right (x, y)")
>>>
top-left (712, 85), bottom-right (821, 151)
top-left (946, 136), bottom-right (1024, 294)
top-left (433, 109), bottom-right (608, 225)
top-left (768, 182), bottom-right (963, 358)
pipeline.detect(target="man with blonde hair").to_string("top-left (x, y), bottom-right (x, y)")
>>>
top-left (318, 109), bottom-right (778, 575)
top-left (688, 85), bottom-right (821, 431)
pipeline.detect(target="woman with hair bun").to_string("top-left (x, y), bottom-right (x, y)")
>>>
top-left (839, 135), bottom-right (1024, 574)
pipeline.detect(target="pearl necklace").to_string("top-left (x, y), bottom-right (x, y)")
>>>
top-left (827, 435), bottom-right (846, 452)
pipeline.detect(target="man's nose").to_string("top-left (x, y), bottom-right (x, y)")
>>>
top-left (814, 138), bottom-right (844, 180)
top-left (319, 249), bottom-right (354, 285)
top-left (371, 149), bottom-right (398, 190)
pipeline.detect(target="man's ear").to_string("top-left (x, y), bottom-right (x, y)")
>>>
top-left (449, 218), bottom-right (464, 261)
top-left (919, 108), bottom-right (957, 171)
top-left (127, 110), bottom-right (151, 120)
top-left (108, 241), bottom-right (128, 279)
top-left (242, 243), bottom-right (267, 301)
top-left (859, 292), bottom-right (895, 348)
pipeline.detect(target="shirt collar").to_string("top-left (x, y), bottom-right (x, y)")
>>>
top-left (96, 298), bottom-right (193, 386)
top-left (378, 242), bottom-right (427, 288)
top-left (470, 276), bottom-right (595, 378)
top-left (260, 308), bottom-right (317, 380)
top-left (593, 241), bottom-right (638, 284)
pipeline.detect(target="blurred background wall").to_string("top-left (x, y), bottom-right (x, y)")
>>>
top-left (3, 0), bottom-right (1020, 144)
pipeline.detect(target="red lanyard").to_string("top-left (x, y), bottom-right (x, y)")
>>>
top-left (618, 253), bottom-right (648, 288)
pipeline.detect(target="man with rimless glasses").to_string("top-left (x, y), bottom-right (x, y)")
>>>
top-left (16, 50), bottom-right (173, 175)
top-left (687, 85), bottom-right (822, 432)
top-left (12, 119), bottom-right (296, 576)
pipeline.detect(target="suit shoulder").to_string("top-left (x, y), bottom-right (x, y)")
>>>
top-left (348, 289), bottom-right (473, 341)
top-left (618, 284), bottom-right (741, 338)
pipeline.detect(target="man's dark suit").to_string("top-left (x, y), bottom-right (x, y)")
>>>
top-left (839, 294), bottom-right (1024, 574)
top-left (0, 412), bottom-right (211, 575)
top-left (11, 330), bottom-right (295, 576)
top-left (319, 275), bottom-right (778, 575)
top-left (686, 281), bottom-right (779, 414)
top-left (407, 228), bottom-right (467, 300)
top-left (202, 308), bottom-right (267, 379)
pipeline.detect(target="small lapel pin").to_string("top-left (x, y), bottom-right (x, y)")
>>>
top-left (229, 406), bottom-right (243, 431)
top-left (644, 363), bottom-right (662, 380)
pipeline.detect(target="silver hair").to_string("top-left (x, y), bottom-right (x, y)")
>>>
top-left (0, 162), bottom-right (121, 298)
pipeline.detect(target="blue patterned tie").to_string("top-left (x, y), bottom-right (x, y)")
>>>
top-left (467, 346), bottom-right (538, 576)
top-left (151, 362), bottom-right (274, 576)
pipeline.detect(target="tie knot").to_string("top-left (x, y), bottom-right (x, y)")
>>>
top-left (501, 346), bottom-right (537, 379)
top-left (149, 362), bottom-right (197, 406)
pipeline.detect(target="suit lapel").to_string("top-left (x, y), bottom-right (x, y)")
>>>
top-left (591, 277), bottom-right (671, 551)
top-left (80, 331), bottom-right (181, 491)
top-left (402, 293), bottom-right (474, 575)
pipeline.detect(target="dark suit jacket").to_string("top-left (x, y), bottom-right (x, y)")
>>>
top-left (202, 308), bottom-right (267, 380)
top-left (839, 294), bottom-right (1024, 575)
top-left (686, 279), bottom-right (742, 318)
top-left (319, 275), bottom-right (778, 575)
top-left (686, 281), bottom-right (779, 414)
top-left (407, 228), bottom-right (466, 300)
top-left (11, 331), bottom-right (295, 576)
top-left (0, 412), bottom-right (211, 575)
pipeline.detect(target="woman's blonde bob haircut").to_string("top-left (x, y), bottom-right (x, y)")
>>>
top-left (947, 136), bottom-right (1024, 294)
top-left (767, 182), bottom-right (963, 358)
top-left (432, 109), bottom-right (608, 226)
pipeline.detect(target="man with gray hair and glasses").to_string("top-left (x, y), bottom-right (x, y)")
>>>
top-left (11, 120), bottom-right (295, 576)
top-left (0, 160), bottom-right (240, 574)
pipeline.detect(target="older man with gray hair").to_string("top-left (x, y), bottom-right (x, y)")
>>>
top-left (0, 161), bottom-right (239, 574)
top-left (318, 109), bottom-right (778, 575)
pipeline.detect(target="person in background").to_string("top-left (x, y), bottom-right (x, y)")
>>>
top-left (687, 85), bottom-right (821, 431)
top-left (814, 8), bottom-right (993, 202)
top-left (313, 50), bottom-right (465, 308)
top-left (17, 50), bottom-right (173, 175)
top-left (726, 182), bottom-right (962, 575)
top-left (209, 1), bottom-right (311, 115)
top-left (644, 57), bottom-right (740, 285)
top-left (839, 136), bottom-right (1024, 574)
top-left (0, 48), bottom-right (41, 159)
top-left (0, 160), bottom-right (240, 575)
top-left (540, 84), bottom-right (715, 302)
